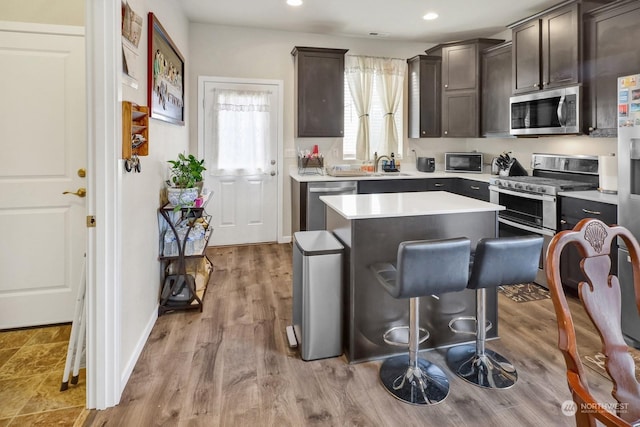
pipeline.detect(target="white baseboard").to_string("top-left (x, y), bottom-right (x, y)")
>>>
top-left (119, 305), bottom-right (158, 391)
top-left (279, 235), bottom-right (292, 244)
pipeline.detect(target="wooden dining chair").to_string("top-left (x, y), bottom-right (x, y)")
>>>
top-left (546, 218), bottom-right (640, 426)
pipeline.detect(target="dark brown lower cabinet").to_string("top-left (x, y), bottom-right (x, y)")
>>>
top-left (558, 196), bottom-right (617, 294)
top-left (456, 179), bottom-right (490, 202)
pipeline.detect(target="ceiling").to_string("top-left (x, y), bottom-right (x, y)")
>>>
top-left (179, 0), bottom-right (561, 43)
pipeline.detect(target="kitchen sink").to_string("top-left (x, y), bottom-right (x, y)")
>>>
top-left (326, 168), bottom-right (412, 177)
top-left (371, 172), bottom-right (411, 176)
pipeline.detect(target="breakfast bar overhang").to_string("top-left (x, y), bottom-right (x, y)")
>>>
top-left (321, 191), bottom-right (506, 363)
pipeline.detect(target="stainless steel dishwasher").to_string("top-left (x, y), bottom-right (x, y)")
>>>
top-left (307, 181), bottom-right (357, 230)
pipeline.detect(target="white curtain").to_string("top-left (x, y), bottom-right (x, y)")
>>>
top-left (376, 58), bottom-right (406, 156)
top-left (210, 88), bottom-right (271, 176)
top-left (345, 55), bottom-right (406, 160)
top-left (345, 56), bottom-right (375, 161)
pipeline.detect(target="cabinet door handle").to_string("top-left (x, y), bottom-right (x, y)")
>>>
top-left (560, 219), bottom-right (567, 224)
top-left (444, 131), bottom-right (448, 135)
top-left (470, 186), bottom-right (480, 190)
top-left (434, 183), bottom-right (444, 187)
top-left (533, 83), bottom-right (539, 88)
top-left (444, 84), bottom-right (448, 88)
top-left (581, 208), bottom-right (601, 215)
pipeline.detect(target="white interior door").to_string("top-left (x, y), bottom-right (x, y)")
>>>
top-left (0, 26), bottom-right (86, 328)
top-left (200, 79), bottom-right (281, 246)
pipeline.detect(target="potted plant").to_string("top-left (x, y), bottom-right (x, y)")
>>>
top-left (166, 153), bottom-right (206, 207)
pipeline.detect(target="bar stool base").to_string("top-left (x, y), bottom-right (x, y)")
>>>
top-left (446, 345), bottom-right (517, 389)
top-left (379, 355), bottom-right (449, 405)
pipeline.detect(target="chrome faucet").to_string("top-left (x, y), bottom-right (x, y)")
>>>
top-left (374, 152), bottom-right (391, 173)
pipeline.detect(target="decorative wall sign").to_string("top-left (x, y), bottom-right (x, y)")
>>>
top-left (148, 13), bottom-right (185, 125)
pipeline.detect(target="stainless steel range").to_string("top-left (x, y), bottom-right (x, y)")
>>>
top-left (489, 153), bottom-right (599, 288)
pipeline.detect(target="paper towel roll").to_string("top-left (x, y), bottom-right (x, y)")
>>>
top-left (598, 155), bottom-right (618, 193)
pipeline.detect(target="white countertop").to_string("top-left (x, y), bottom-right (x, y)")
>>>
top-left (290, 169), bottom-right (493, 183)
top-left (558, 190), bottom-right (618, 205)
top-left (320, 191), bottom-right (505, 220)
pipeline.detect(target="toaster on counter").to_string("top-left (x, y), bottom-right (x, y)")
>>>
top-left (417, 157), bottom-right (435, 172)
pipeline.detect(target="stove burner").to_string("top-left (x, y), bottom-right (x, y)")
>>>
top-left (490, 176), bottom-right (597, 195)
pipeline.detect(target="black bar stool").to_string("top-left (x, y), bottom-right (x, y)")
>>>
top-left (370, 237), bottom-right (471, 405)
top-left (446, 235), bottom-right (543, 389)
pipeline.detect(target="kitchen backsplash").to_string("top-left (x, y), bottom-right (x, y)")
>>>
top-left (403, 135), bottom-right (616, 173)
top-left (293, 135), bottom-right (617, 174)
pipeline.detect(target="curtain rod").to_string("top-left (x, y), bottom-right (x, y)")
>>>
top-left (346, 54), bottom-right (406, 61)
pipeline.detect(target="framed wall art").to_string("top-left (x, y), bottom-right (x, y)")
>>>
top-left (148, 13), bottom-right (184, 125)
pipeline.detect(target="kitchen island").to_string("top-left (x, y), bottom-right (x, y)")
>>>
top-left (321, 191), bottom-right (505, 363)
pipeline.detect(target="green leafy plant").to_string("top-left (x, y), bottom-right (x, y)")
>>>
top-left (167, 153), bottom-right (206, 188)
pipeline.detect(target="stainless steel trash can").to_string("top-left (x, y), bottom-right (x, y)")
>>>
top-left (289, 230), bottom-right (344, 361)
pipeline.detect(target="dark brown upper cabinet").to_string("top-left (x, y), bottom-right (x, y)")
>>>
top-left (511, 3), bottom-right (580, 94)
top-left (427, 39), bottom-right (503, 138)
top-left (481, 42), bottom-right (513, 137)
top-left (583, 0), bottom-right (640, 137)
top-left (292, 47), bottom-right (348, 137)
top-left (510, 0), bottom-right (611, 95)
top-left (407, 55), bottom-right (441, 138)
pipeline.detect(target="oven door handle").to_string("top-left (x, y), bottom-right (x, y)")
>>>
top-left (489, 185), bottom-right (556, 203)
top-left (498, 217), bottom-right (556, 237)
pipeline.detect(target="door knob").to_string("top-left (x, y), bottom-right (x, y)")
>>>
top-left (63, 188), bottom-right (87, 198)
top-left (270, 171), bottom-right (276, 176)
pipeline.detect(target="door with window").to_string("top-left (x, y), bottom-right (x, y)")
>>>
top-left (200, 79), bottom-right (281, 245)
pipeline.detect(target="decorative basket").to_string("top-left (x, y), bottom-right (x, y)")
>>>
top-left (298, 156), bottom-right (324, 169)
top-left (298, 156), bottom-right (324, 175)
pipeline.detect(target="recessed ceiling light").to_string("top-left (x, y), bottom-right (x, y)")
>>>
top-left (423, 12), bottom-right (439, 20)
top-left (287, 0), bottom-right (303, 6)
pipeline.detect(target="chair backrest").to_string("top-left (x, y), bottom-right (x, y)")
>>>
top-left (394, 237), bottom-right (470, 299)
top-left (467, 236), bottom-right (544, 290)
top-left (546, 218), bottom-right (640, 426)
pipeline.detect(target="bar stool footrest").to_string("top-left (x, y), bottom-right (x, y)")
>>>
top-left (448, 316), bottom-right (493, 335)
top-left (383, 326), bottom-right (430, 347)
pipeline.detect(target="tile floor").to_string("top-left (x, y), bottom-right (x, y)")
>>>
top-left (0, 324), bottom-right (87, 426)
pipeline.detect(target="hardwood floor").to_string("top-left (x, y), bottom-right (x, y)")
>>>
top-left (85, 243), bottom-right (617, 426)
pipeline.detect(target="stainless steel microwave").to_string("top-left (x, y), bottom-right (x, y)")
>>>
top-left (510, 85), bottom-right (581, 136)
top-left (445, 152), bottom-right (483, 173)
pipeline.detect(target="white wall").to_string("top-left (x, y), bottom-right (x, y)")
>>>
top-left (118, 0), bottom-right (190, 385)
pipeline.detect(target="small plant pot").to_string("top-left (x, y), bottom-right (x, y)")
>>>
top-left (167, 187), bottom-right (199, 207)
